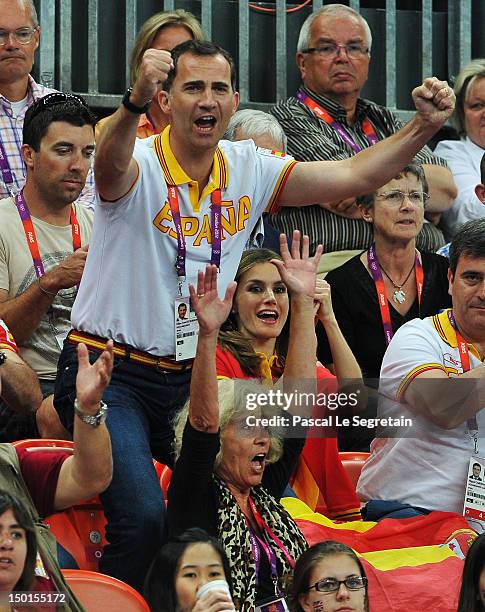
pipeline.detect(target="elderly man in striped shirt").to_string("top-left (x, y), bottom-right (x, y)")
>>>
top-left (271, 3), bottom-right (457, 275)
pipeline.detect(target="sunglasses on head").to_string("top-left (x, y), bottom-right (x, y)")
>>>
top-left (27, 92), bottom-right (89, 122)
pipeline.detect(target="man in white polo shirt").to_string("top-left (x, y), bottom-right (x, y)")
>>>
top-left (53, 39), bottom-right (454, 591)
top-left (358, 218), bottom-right (485, 532)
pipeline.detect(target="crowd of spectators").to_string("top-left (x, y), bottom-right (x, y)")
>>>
top-left (0, 0), bottom-right (484, 610)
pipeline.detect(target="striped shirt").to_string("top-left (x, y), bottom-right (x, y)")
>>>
top-left (270, 86), bottom-right (448, 253)
top-left (0, 76), bottom-right (95, 209)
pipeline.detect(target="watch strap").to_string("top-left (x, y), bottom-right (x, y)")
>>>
top-left (122, 88), bottom-right (150, 115)
top-left (74, 399), bottom-right (108, 427)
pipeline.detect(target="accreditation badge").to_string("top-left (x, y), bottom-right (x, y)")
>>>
top-left (255, 596), bottom-right (289, 612)
top-left (463, 455), bottom-right (485, 533)
top-left (174, 297), bottom-right (199, 361)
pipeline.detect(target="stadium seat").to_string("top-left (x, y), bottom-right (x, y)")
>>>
top-left (62, 569), bottom-right (150, 611)
top-left (160, 465), bottom-right (172, 498)
top-left (13, 440), bottom-right (166, 571)
top-left (339, 452), bottom-right (370, 488)
top-left (11, 438), bottom-right (74, 453)
top-left (12, 438), bottom-right (106, 570)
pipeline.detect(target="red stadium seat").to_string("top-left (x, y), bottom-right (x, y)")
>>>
top-left (160, 465), bottom-right (172, 499)
top-left (62, 569), bottom-right (150, 611)
top-left (13, 440), bottom-right (166, 571)
top-left (11, 439), bottom-right (106, 571)
top-left (11, 438), bottom-right (74, 453)
top-left (339, 452), bottom-right (370, 488)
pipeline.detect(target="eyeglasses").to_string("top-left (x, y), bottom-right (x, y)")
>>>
top-left (0, 27), bottom-right (38, 46)
top-left (301, 43), bottom-right (369, 59)
top-left (307, 576), bottom-right (367, 593)
top-left (374, 190), bottom-right (429, 206)
top-left (27, 92), bottom-right (88, 122)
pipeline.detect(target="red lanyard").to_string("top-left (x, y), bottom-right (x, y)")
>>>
top-left (368, 244), bottom-right (423, 345)
top-left (247, 497), bottom-right (295, 569)
top-left (14, 190), bottom-right (81, 278)
top-left (447, 310), bottom-right (478, 441)
top-left (166, 184), bottom-right (222, 281)
top-left (296, 89), bottom-right (378, 152)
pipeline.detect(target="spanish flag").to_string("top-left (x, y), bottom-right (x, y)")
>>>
top-left (284, 499), bottom-right (476, 612)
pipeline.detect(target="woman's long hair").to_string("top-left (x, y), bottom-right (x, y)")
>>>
top-left (0, 490), bottom-right (37, 592)
top-left (457, 533), bottom-right (485, 612)
top-left (218, 249), bottom-right (290, 376)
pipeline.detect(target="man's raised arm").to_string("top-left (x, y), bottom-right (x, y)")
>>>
top-left (94, 50), bottom-right (173, 202)
top-left (279, 78), bottom-right (455, 207)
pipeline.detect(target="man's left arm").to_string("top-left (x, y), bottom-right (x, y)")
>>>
top-left (54, 341), bottom-right (113, 511)
top-left (279, 78), bottom-right (455, 207)
top-left (383, 109), bottom-right (457, 214)
top-left (381, 321), bottom-right (485, 430)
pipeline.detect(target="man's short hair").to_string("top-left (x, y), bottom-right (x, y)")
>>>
top-left (481, 152), bottom-right (485, 186)
top-left (23, 94), bottom-right (97, 151)
top-left (473, 462), bottom-right (481, 471)
top-left (163, 40), bottom-right (237, 92)
top-left (449, 218), bottom-right (485, 276)
top-left (297, 3), bottom-right (372, 53)
top-left (224, 109), bottom-right (287, 152)
top-left (130, 9), bottom-right (204, 85)
top-left (356, 164), bottom-right (428, 210)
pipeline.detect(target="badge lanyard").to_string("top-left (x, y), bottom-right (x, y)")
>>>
top-left (367, 244), bottom-right (423, 346)
top-left (447, 310), bottom-right (480, 454)
top-left (297, 89), bottom-right (378, 152)
top-left (246, 497), bottom-right (294, 596)
top-left (14, 190), bottom-right (81, 278)
top-left (166, 183), bottom-right (222, 295)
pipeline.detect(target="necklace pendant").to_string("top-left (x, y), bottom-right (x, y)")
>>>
top-left (393, 288), bottom-right (406, 304)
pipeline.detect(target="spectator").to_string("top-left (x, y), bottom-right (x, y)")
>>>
top-left (0, 93), bottom-right (96, 441)
top-left (96, 9), bottom-right (203, 140)
top-left (317, 164), bottom-right (451, 450)
top-left (271, 3), bottom-right (456, 272)
top-left (357, 218), bottom-right (485, 526)
top-left (170, 236), bottom-right (321, 609)
top-left (435, 60), bottom-right (485, 239)
top-left (224, 108), bottom-right (287, 151)
top-left (0, 318), bottom-right (41, 414)
top-left (0, 338), bottom-right (113, 610)
top-left (457, 532), bottom-right (485, 612)
top-left (0, 490), bottom-right (36, 596)
top-left (290, 540), bottom-right (369, 612)
top-left (54, 37), bottom-right (453, 592)
top-left (144, 528), bottom-right (235, 612)
top-left (216, 246), bottom-right (363, 520)
top-left (224, 108), bottom-right (286, 252)
top-left (0, 0), bottom-right (95, 207)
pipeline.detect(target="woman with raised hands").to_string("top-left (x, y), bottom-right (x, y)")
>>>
top-left (168, 233), bottom-right (322, 610)
top-left (215, 238), bottom-right (363, 521)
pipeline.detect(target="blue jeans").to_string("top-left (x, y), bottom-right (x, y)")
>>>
top-left (54, 341), bottom-right (191, 592)
top-left (362, 500), bottom-right (432, 521)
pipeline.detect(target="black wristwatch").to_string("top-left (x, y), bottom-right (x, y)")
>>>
top-left (121, 88), bottom-right (150, 114)
top-left (0, 351), bottom-right (6, 366)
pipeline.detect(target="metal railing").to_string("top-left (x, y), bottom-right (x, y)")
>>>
top-left (33, 0), bottom-right (481, 121)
